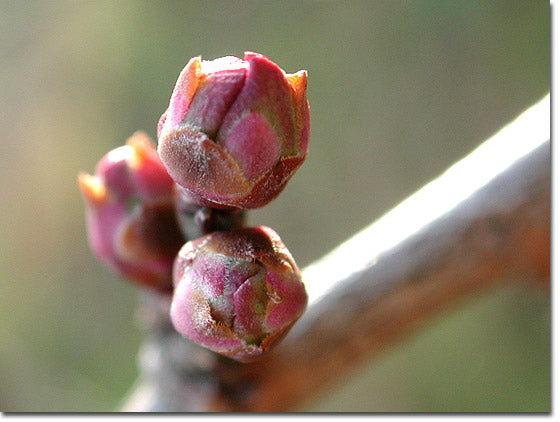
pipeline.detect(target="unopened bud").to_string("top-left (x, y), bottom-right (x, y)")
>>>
top-left (78, 132), bottom-right (184, 291)
top-left (158, 52), bottom-right (310, 209)
top-left (170, 226), bottom-right (307, 362)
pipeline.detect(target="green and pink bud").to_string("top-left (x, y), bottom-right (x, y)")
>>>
top-left (170, 226), bottom-right (307, 362)
top-left (78, 132), bottom-right (185, 291)
top-left (157, 52), bottom-right (310, 209)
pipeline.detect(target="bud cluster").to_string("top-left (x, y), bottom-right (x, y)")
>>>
top-left (79, 52), bottom-right (310, 361)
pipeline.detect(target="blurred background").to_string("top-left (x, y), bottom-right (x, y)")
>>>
top-left (0, 0), bottom-right (549, 412)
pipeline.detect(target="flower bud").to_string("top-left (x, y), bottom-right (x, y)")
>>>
top-left (170, 226), bottom-right (307, 362)
top-left (78, 132), bottom-right (185, 291)
top-left (158, 52), bottom-right (310, 209)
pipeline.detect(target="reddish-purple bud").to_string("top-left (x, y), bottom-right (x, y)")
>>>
top-left (78, 132), bottom-right (185, 291)
top-left (158, 52), bottom-right (310, 209)
top-left (170, 226), bottom-right (307, 362)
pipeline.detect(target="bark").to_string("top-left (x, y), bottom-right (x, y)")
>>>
top-left (121, 95), bottom-right (550, 412)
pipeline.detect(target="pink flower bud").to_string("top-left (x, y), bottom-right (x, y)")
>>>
top-left (170, 226), bottom-right (307, 362)
top-left (158, 52), bottom-right (310, 209)
top-left (78, 132), bottom-right (185, 291)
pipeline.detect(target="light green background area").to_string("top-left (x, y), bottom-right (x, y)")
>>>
top-left (0, 0), bottom-right (549, 412)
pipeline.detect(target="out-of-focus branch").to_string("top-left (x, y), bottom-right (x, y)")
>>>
top-left (121, 95), bottom-right (550, 412)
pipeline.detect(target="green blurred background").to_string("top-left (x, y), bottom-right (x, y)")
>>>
top-left (0, 0), bottom-right (549, 412)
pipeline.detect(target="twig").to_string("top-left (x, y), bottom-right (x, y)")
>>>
top-left (121, 95), bottom-right (550, 412)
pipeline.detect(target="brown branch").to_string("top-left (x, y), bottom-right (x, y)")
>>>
top-left (120, 95), bottom-right (550, 412)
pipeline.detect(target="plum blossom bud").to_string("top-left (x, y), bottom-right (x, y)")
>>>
top-left (157, 52), bottom-right (310, 209)
top-left (78, 132), bottom-right (185, 291)
top-left (170, 226), bottom-right (307, 362)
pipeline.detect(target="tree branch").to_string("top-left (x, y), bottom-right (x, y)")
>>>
top-left (121, 95), bottom-right (550, 412)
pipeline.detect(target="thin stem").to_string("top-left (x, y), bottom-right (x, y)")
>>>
top-left (174, 185), bottom-right (246, 240)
